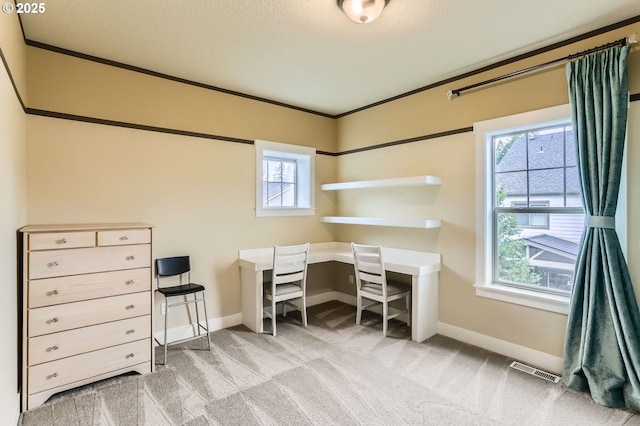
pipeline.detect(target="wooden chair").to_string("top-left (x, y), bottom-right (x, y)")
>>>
top-left (155, 256), bottom-right (211, 365)
top-left (264, 243), bottom-right (310, 336)
top-left (351, 243), bottom-right (411, 337)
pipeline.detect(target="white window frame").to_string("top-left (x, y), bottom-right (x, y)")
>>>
top-left (255, 139), bottom-right (315, 217)
top-left (474, 104), bottom-right (573, 314)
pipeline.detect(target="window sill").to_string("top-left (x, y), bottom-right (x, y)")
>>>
top-left (474, 283), bottom-right (569, 315)
top-left (255, 207), bottom-right (316, 217)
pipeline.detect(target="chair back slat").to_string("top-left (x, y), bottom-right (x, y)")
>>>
top-left (274, 271), bottom-right (305, 285)
top-left (272, 243), bottom-right (309, 286)
top-left (359, 271), bottom-right (384, 285)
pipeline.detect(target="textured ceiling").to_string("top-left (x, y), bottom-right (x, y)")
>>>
top-left (20, 0), bottom-right (640, 115)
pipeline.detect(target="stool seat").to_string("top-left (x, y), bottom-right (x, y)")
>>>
top-left (157, 283), bottom-right (205, 297)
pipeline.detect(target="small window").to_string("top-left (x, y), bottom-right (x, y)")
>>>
top-left (255, 140), bottom-right (315, 217)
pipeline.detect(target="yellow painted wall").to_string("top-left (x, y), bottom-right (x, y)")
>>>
top-left (0, 11), bottom-right (27, 425)
top-left (26, 115), bottom-right (337, 330)
top-left (27, 47), bottom-right (336, 153)
top-left (335, 22), bottom-right (640, 358)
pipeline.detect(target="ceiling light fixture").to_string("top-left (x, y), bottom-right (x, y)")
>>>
top-left (337, 0), bottom-right (389, 24)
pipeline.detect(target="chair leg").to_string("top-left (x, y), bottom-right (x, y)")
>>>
top-left (163, 297), bottom-right (169, 365)
top-left (194, 293), bottom-right (201, 336)
top-left (356, 294), bottom-right (362, 325)
top-left (301, 296), bottom-right (308, 327)
top-left (201, 290), bottom-right (212, 351)
top-left (406, 293), bottom-right (411, 326)
top-left (272, 298), bottom-right (277, 336)
top-left (382, 301), bottom-right (388, 337)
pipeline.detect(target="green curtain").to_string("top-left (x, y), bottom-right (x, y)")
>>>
top-left (563, 45), bottom-right (640, 410)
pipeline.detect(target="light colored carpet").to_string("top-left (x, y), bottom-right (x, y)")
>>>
top-left (19, 301), bottom-right (640, 425)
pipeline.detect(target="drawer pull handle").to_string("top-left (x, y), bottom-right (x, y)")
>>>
top-left (126, 305), bottom-right (135, 310)
top-left (48, 372), bottom-right (58, 379)
top-left (48, 289), bottom-right (59, 296)
top-left (120, 235), bottom-right (129, 241)
top-left (126, 255), bottom-right (135, 261)
top-left (56, 238), bottom-right (67, 244)
top-left (126, 329), bottom-right (135, 334)
top-left (48, 261), bottom-right (59, 267)
top-left (126, 280), bottom-right (135, 285)
top-left (49, 317), bottom-right (59, 324)
top-left (48, 345), bottom-right (59, 352)
top-left (126, 353), bottom-right (135, 359)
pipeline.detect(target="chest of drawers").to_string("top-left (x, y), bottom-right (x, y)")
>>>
top-left (20, 223), bottom-right (154, 411)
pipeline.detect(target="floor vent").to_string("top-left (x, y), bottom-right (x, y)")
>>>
top-left (509, 361), bottom-right (561, 383)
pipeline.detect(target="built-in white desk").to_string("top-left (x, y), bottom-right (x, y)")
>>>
top-left (238, 242), bottom-right (441, 343)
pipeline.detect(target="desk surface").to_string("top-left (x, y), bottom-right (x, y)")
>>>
top-left (239, 242), bottom-right (440, 276)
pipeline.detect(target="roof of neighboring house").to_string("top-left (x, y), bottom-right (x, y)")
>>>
top-left (495, 129), bottom-right (581, 195)
top-left (522, 234), bottom-right (580, 257)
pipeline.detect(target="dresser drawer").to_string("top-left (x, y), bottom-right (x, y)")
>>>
top-left (28, 292), bottom-right (151, 337)
top-left (29, 268), bottom-right (151, 308)
top-left (29, 231), bottom-right (95, 251)
top-left (28, 338), bottom-right (151, 395)
top-left (98, 229), bottom-right (151, 246)
top-left (29, 244), bottom-right (151, 279)
top-left (28, 315), bottom-right (150, 365)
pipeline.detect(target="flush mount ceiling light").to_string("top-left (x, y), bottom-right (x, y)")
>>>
top-left (337, 0), bottom-right (390, 24)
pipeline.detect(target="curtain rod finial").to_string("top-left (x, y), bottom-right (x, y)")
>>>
top-left (447, 90), bottom-right (459, 100)
top-left (627, 32), bottom-right (638, 44)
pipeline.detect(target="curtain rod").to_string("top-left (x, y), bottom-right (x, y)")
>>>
top-left (447, 32), bottom-right (638, 99)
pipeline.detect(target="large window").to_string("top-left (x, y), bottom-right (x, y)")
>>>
top-left (475, 105), bottom-right (584, 313)
top-left (255, 140), bottom-right (315, 217)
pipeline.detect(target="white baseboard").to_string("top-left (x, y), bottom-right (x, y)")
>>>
top-left (153, 312), bottom-right (242, 346)
top-left (437, 321), bottom-right (563, 374)
top-left (306, 291), bottom-right (356, 307)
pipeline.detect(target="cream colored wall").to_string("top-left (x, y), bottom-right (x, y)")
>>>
top-left (26, 115), bottom-right (337, 330)
top-left (334, 23), bottom-right (640, 358)
top-left (0, 12), bottom-right (27, 101)
top-left (26, 47), bottom-right (336, 153)
top-left (0, 11), bottom-right (27, 425)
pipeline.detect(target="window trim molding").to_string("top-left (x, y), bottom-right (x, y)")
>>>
top-left (474, 104), bottom-right (572, 314)
top-left (255, 139), bottom-right (316, 217)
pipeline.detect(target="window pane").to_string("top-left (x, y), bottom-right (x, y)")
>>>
top-left (281, 162), bottom-right (296, 183)
top-left (266, 160), bottom-right (282, 182)
top-left (566, 166), bottom-right (582, 207)
top-left (281, 183), bottom-right (295, 206)
top-left (495, 171), bottom-right (526, 207)
top-left (496, 212), bottom-right (580, 293)
top-left (494, 134), bottom-right (526, 172)
top-left (265, 182), bottom-right (282, 206)
top-left (530, 213), bottom-right (548, 227)
top-left (565, 126), bottom-right (577, 167)
top-left (529, 168), bottom-right (563, 198)
top-left (528, 127), bottom-right (565, 170)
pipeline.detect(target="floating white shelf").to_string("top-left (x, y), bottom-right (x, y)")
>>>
top-left (321, 175), bottom-right (441, 191)
top-left (321, 216), bottom-right (441, 229)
